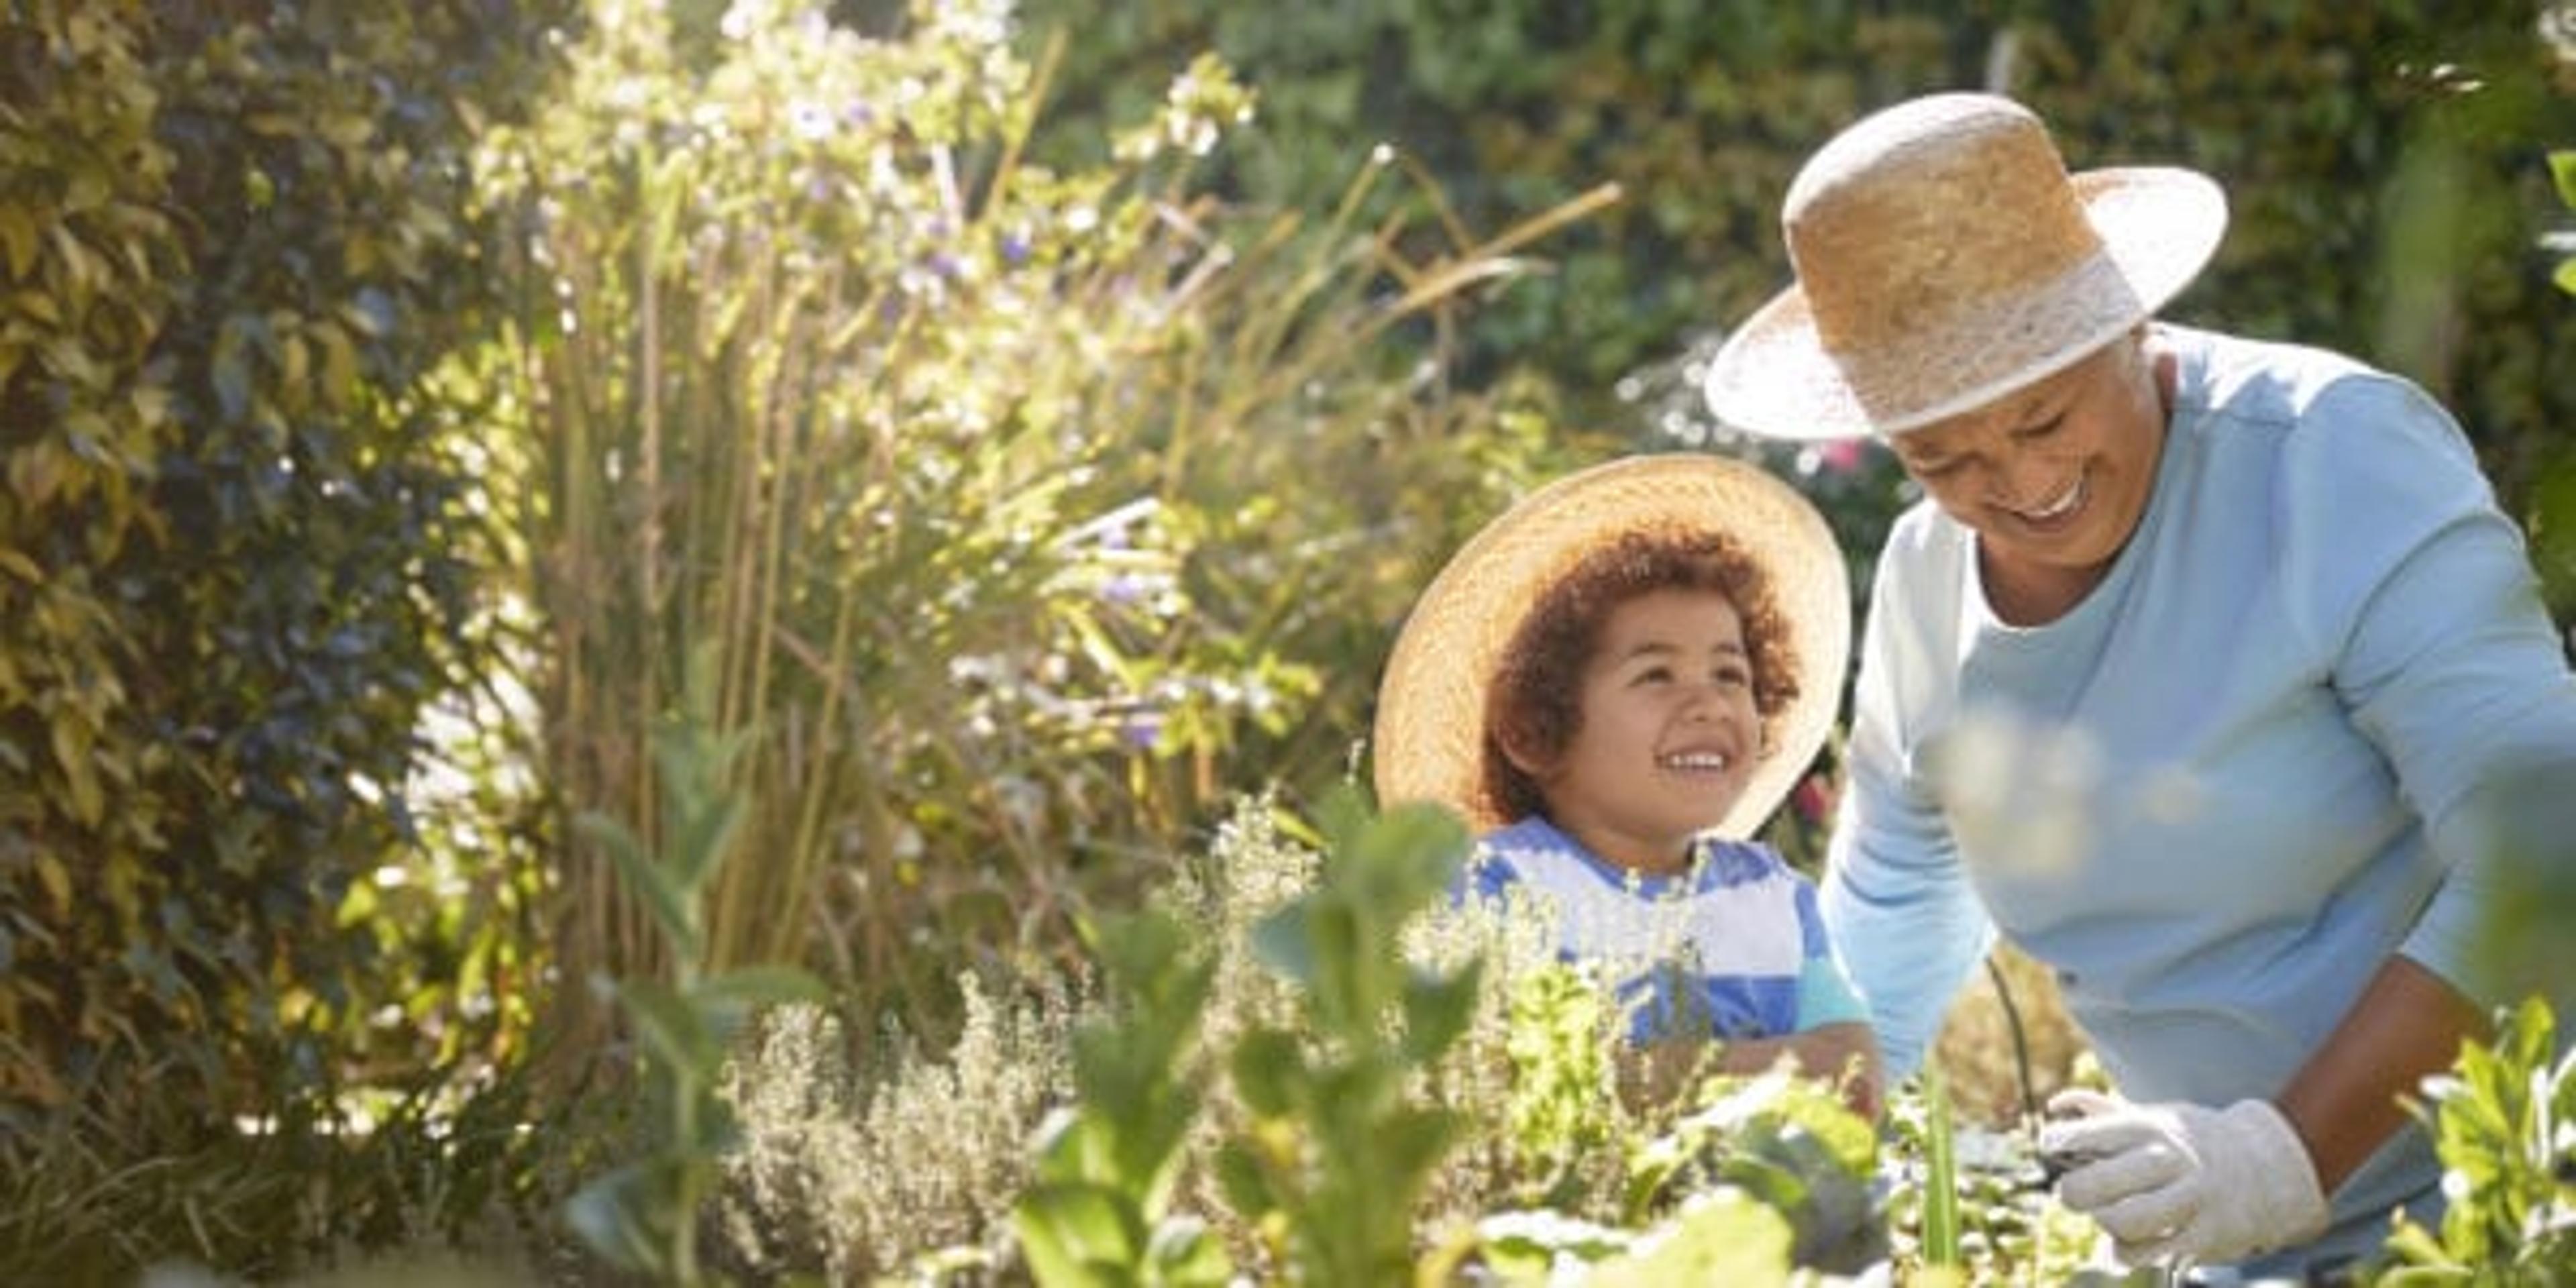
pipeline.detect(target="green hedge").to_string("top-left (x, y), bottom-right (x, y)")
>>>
top-left (0, 0), bottom-right (561, 1128)
top-left (1014, 0), bottom-right (2576, 610)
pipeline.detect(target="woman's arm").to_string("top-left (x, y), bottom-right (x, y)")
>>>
top-left (2275, 955), bottom-right (2489, 1193)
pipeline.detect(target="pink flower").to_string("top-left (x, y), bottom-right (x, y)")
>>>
top-left (1791, 774), bottom-right (1837, 824)
top-left (1817, 438), bottom-right (1866, 476)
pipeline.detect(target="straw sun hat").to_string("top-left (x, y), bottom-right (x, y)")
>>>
top-left (1372, 453), bottom-right (1849, 840)
top-left (1703, 92), bottom-right (2228, 441)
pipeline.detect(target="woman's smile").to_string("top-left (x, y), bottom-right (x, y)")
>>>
top-left (2004, 467), bottom-right (2089, 530)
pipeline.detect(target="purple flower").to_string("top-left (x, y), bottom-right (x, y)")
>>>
top-left (1100, 572), bottom-right (1148, 605)
top-left (1119, 710), bottom-right (1164, 751)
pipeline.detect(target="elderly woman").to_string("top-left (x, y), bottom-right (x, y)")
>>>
top-left (1703, 92), bottom-right (2576, 1280)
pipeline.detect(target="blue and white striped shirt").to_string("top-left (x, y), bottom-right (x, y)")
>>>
top-left (1468, 817), bottom-right (1868, 1044)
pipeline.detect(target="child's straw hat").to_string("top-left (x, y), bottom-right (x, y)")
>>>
top-left (1703, 92), bottom-right (2226, 440)
top-left (1373, 453), bottom-right (1849, 839)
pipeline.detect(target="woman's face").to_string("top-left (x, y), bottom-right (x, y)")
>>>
top-left (1525, 588), bottom-right (1757, 875)
top-left (1886, 335), bottom-right (2167, 606)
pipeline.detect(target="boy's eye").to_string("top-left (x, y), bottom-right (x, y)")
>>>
top-left (2015, 415), bottom-right (2065, 440)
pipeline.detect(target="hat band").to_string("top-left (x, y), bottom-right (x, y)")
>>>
top-left (1833, 250), bottom-right (2147, 435)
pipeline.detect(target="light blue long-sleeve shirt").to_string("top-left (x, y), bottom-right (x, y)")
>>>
top-left (1822, 324), bottom-right (2576, 1274)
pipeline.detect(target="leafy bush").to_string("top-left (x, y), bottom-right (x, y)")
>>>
top-left (473, 0), bottom-right (1602, 1045)
top-left (2383, 996), bottom-right (2576, 1281)
top-left (3, 0), bottom-right (561, 1274)
top-left (715, 792), bottom-right (1906, 1283)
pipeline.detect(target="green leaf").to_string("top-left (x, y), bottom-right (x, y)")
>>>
top-left (1015, 1181), bottom-right (1144, 1288)
top-left (0, 207), bottom-right (36, 279)
top-left (1249, 903), bottom-right (1316, 985)
top-left (1401, 960), bottom-right (1481, 1063)
top-left (1212, 1141), bottom-right (1277, 1218)
top-left (1587, 1189), bottom-right (1794, 1287)
top-left (1230, 1028), bottom-right (1304, 1117)
top-left (2550, 152), bottom-right (2576, 211)
top-left (1142, 1214), bottom-right (1233, 1286)
top-left (575, 810), bottom-right (701, 958)
top-left (2553, 258), bottom-right (2576, 299)
top-left (614, 977), bottom-right (717, 1077)
top-left (564, 1162), bottom-right (678, 1275)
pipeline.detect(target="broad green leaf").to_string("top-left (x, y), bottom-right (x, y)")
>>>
top-left (1248, 903), bottom-right (1316, 985)
top-left (1015, 1181), bottom-right (1142, 1288)
top-left (564, 1162), bottom-right (677, 1275)
top-left (0, 207), bottom-right (36, 278)
top-left (613, 977), bottom-right (717, 1077)
top-left (575, 810), bottom-right (700, 957)
top-left (1587, 1189), bottom-right (1794, 1287)
top-left (1211, 1140), bottom-right (1278, 1218)
top-left (1401, 961), bottom-right (1482, 1063)
top-left (1230, 1028), bottom-right (1303, 1118)
top-left (1142, 1214), bottom-right (1233, 1286)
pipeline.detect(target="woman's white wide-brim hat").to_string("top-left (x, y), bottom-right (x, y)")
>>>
top-left (1372, 453), bottom-right (1849, 839)
top-left (1703, 92), bottom-right (2228, 441)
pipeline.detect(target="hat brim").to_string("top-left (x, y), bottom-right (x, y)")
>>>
top-left (1372, 453), bottom-right (1850, 839)
top-left (1703, 166), bottom-right (2227, 441)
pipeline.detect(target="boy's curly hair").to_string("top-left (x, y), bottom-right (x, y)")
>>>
top-left (1479, 527), bottom-right (1800, 826)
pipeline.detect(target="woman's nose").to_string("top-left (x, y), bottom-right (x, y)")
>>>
top-left (1985, 449), bottom-right (2056, 509)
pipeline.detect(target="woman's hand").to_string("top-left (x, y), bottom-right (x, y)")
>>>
top-left (2040, 1087), bottom-right (2328, 1267)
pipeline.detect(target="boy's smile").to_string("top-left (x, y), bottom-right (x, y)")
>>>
top-left (1534, 588), bottom-right (1759, 875)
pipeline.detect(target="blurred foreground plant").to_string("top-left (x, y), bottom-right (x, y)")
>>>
top-left (1214, 795), bottom-right (1482, 1285)
top-left (2383, 996), bottom-right (2576, 1281)
top-left (565, 657), bottom-right (824, 1285)
top-left (1016, 908), bottom-right (1231, 1287)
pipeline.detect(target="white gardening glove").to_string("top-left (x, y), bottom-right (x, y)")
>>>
top-left (2039, 1087), bottom-right (2328, 1269)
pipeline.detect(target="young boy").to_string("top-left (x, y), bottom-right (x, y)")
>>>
top-left (1373, 454), bottom-right (1882, 1118)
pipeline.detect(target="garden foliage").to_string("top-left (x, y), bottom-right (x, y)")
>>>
top-left (6, 0), bottom-right (2575, 1283)
top-left (1, 0), bottom-right (559, 1137)
top-left (1016, 0), bottom-right (2576, 611)
top-left (473, 0), bottom-right (1601, 1045)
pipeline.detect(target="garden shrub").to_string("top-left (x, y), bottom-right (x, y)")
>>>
top-left (1, 0), bottom-right (564, 1275)
top-left (712, 792), bottom-right (1899, 1283)
top-left (476, 0), bottom-right (1601, 1049)
top-left (0, 0), bottom-right (560, 1125)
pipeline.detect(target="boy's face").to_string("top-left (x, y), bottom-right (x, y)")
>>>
top-left (1527, 588), bottom-right (1758, 875)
